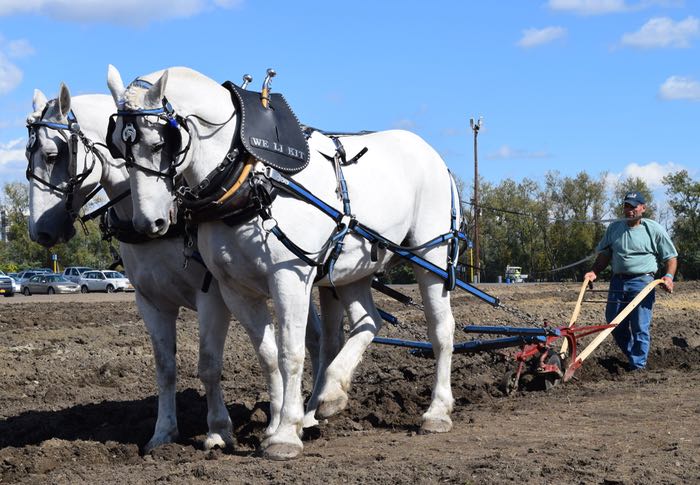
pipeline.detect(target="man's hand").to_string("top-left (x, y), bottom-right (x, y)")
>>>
top-left (662, 274), bottom-right (674, 293)
top-left (584, 271), bottom-right (597, 282)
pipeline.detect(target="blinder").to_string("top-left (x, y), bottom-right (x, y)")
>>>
top-left (108, 93), bottom-right (188, 180)
top-left (26, 109), bottom-right (86, 190)
top-left (25, 104), bottom-right (105, 223)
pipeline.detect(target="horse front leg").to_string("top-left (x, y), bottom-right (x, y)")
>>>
top-left (195, 285), bottom-right (234, 450)
top-left (316, 276), bottom-right (381, 420)
top-left (135, 292), bottom-right (180, 452)
top-left (262, 270), bottom-right (314, 460)
top-left (216, 287), bottom-right (283, 439)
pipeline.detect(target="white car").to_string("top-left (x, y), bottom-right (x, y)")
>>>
top-left (7, 273), bottom-right (21, 293)
top-left (62, 266), bottom-right (95, 284)
top-left (0, 271), bottom-right (15, 297)
top-left (79, 270), bottom-right (133, 293)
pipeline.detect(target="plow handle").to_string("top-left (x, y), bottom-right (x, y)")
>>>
top-left (560, 276), bottom-right (593, 355)
top-left (574, 278), bottom-right (664, 364)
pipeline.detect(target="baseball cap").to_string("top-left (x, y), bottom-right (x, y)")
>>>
top-left (623, 191), bottom-right (646, 207)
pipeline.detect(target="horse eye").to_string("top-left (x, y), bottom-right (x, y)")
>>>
top-left (45, 154), bottom-right (59, 164)
top-left (151, 142), bottom-right (165, 153)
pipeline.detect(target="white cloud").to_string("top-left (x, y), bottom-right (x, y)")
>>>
top-left (621, 161), bottom-right (685, 188)
top-left (0, 0), bottom-right (243, 26)
top-left (6, 39), bottom-right (34, 58)
top-left (621, 16), bottom-right (699, 48)
top-left (547, 0), bottom-right (680, 15)
top-left (441, 127), bottom-right (464, 137)
top-left (485, 145), bottom-right (551, 160)
top-left (0, 138), bottom-right (25, 167)
top-left (213, 0), bottom-right (243, 7)
top-left (547, 0), bottom-right (630, 15)
top-left (658, 75), bottom-right (700, 101)
top-left (0, 52), bottom-right (23, 95)
top-left (392, 119), bottom-right (417, 130)
top-left (517, 26), bottom-right (567, 48)
top-left (0, 36), bottom-right (33, 94)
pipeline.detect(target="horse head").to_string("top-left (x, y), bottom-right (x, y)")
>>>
top-left (106, 65), bottom-right (237, 237)
top-left (107, 66), bottom-right (183, 237)
top-left (26, 84), bottom-right (80, 246)
top-left (26, 83), bottom-right (125, 247)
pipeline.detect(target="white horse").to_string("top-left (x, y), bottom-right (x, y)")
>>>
top-left (26, 83), bottom-right (322, 452)
top-left (107, 65), bottom-right (459, 460)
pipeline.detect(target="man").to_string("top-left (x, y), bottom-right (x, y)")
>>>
top-left (584, 191), bottom-right (677, 371)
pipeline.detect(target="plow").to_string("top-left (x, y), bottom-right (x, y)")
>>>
top-left (372, 275), bottom-right (665, 394)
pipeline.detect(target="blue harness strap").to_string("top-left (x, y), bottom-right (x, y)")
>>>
top-left (318, 137), bottom-right (355, 288)
top-left (262, 166), bottom-right (499, 307)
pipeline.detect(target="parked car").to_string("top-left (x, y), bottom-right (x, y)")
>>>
top-left (62, 266), bottom-right (95, 284)
top-left (79, 270), bottom-right (133, 293)
top-left (0, 271), bottom-right (15, 297)
top-left (20, 274), bottom-right (81, 295)
top-left (6, 273), bottom-right (21, 293)
top-left (15, 269), bottom-right (52, 285)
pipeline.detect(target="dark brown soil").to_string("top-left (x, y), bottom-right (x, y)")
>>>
top-left (1, 282), bottom-right (699, 484)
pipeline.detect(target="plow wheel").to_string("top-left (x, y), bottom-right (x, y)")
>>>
top-left (537, 349), bottom-right (564, 391)
top-left (539, 350), bottom-right (564, 391)
top-left (499, 369), bottom-right (519, 396)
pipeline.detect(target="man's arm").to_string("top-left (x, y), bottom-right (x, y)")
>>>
top-left (584, 252), bottom-right (611, 282)
top-left (661, 257), bottom-right (677, 293)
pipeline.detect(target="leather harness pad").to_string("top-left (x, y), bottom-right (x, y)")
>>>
top-left (224, 81), bottom-right (309, 174)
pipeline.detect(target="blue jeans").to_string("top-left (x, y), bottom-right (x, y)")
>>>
top-left (606, 274), bottom-right (656, 370)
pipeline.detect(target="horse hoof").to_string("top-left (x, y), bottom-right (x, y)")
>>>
top-left (316, 394), bottom-right (348, 419)
top-left (203, 432), bottom-right (232, 451)
top-left (302, 413), bottom-right (321, 429)
top-left (420, 416), bottom-right (452, 434)
top-left (263, 442), bottom-right (303, 461)
top-left (144, 431), bottom-right (179, 453)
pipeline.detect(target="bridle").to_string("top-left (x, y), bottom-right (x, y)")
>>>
top-left (106, 79), bottom-right (215, 187)
top-left (26, 103), bottom-right (105, 220)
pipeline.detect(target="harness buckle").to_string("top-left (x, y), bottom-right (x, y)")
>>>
top-left (225, 148), bottom-right (239, 163)
top-left (338, 214), bottom-right (353, 231)
top-left (176, 185), bottom-right (193, 199)
top-left (264, 166), bottom-right (287, 185)
top-left (262, 217), bottom-right (278, 233)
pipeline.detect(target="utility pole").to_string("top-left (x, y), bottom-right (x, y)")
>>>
top-left (469, 117), bottom-right (482, 283)
top-left (0, 209), bottom-right (6, 242)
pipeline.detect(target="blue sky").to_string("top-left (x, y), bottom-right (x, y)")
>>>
top-left (0, 0), bottom-right (698, 208)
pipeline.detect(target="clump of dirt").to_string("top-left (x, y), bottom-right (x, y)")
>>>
top-left (1, 281), bottom-right (698, 483)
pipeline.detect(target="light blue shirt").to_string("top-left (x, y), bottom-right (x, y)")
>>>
top-left (596, 219), bottom-right (677, 275)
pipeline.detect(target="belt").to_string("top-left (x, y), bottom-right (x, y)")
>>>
top-left (614, 272), bottom-right (655, 279)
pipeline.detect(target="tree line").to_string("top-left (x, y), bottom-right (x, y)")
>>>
top-left (460, 169), bottom-right (698, 282)
top-left (0, 182), bottom-right (117, 273)
top-left (1, 169), bottom-right (698, 280)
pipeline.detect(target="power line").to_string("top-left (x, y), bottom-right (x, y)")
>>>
top-left (461, 200), bottom-right (630, 224)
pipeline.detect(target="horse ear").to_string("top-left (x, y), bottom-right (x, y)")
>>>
top-left (144, 70), bottom-right (168, 108)
top-left (57, 83), bottom-right (72, 118)
top-left (107, 64), bottom-right (126, 105)
top-left (32, 89), bottom-right (48, 113)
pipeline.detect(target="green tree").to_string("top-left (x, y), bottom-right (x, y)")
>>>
top-left (0, 182), bottom-right (47, 270)
top-left (0, 182), bottom-right (117, 272)
top-left (611, 176), bottom-right (655, 219)
top-left (544, 171), bottom-right (607, 280)
top-left (663, 170), bottom-right (700, 279)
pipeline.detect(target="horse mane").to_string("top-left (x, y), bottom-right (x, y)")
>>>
top-left (122, 66), bottom-right (220, 111)
top-left (26, 99), bottom-right (63, 125)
